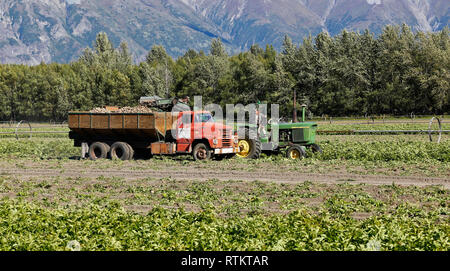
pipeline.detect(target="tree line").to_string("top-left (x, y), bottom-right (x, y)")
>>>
top-left (0, 25), bottom-right (448, 121)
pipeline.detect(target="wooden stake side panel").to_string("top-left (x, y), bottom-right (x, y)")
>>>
top-left (154, 112), bottom-right (178, 136)
top-left (92, 115), bottom-right (109, 129)
top-left (140, 114), bottom-right (155, 129)
top-left (68, 113), bottom-right (175, 141)
top-left (124, 115), bottom-right (138, 129)
top-left (151, 142), bottom-right (176, 155)
top-left (79, 115), bottom-right (91, 128)
top-left (69, 113), bottom-right (161, 129)
top-left (110, 115), bottom-right (123, 129)
top-left (169, 114), bottom-right (178, 131)
top-left (172, 114), bottom-right (178, 129)
top-left (154, 113), bottom-right (166, 135)
top-left (68, 114), bottom-right (79, 128)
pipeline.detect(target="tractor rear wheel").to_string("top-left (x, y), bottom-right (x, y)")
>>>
top-left (193, 143), bottom-right (211, 161)
top-left (88, 142), bottom-right (109, 160)
top-left (236, 128), bottom-right (261, 159)
top-left (110, 142), bottom-right (132, 160)
top-left (286, 145), bottom-right (306, 160)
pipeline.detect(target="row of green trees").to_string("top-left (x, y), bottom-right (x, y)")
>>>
top-left (0, 25), bottom-right (448, 121)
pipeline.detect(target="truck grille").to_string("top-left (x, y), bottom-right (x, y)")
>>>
top-left (222, 129), bottom-right (232, 147)
top-left (222, 139), bottom-right (232, 147)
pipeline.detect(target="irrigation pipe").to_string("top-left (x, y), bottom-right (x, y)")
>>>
top-left (15, 120), bottom-right (32, 140)
top-left (428, 117), bottom-right (442, 143)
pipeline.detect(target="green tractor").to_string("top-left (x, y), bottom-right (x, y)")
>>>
top-left (235, 105), bottom-right (322, 160)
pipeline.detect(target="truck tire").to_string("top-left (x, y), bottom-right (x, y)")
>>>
top-left (124, 143), bottom-right (135, 160)
top-left (89, 142), bottom-right (109, 160)
top-left (193, 143), bottom-right (211, 161)
top-left (286, 145), bottom-right (306, 160)
top-left (102, 142), bottom-right (111, 155)
top-left (236, 128), bottom-right (261, 159)
top-left (110, 142), bottom-right (132, 161)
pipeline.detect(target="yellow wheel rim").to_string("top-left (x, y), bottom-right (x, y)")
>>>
top-left (237, 140), bottom-right (251, 158)
top-left (290, 149), bottom-right (301, 159)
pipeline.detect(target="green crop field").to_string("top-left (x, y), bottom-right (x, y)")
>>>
top-left (0, 120), bottom-right (448, 251)
top-left (0, 178), bottom-right (448, 251)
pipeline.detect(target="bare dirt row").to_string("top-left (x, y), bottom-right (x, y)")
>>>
top-left (1, 160), bottom-right (448, 188)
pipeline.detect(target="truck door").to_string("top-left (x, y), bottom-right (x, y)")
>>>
top-left (193, 112), bottom-right (204, 140)
top-left (177, 112), bottom-right (193, 144)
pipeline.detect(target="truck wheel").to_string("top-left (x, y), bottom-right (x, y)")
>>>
top-left (110, 142), bottom-right (132, 161)
top-left (124, 143), bottom-right (135, 160)
top-left (311, 144), bottom-right (323, 154)
top-left (286, 145), bottom-right (306, 160)
top-left (193, 143), bottom-right (211, 161)
top-left (89, 142), bottom-right (109, 160)
top-left (102, 142), bottom-right (111, 156)
top-left (236, 128), bottom-right (261, 159)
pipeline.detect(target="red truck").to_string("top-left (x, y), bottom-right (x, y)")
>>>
top-left (68, 110), bottom-right (239, 161)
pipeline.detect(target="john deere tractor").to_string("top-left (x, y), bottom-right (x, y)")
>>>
top-left (235, 105), bottom-right (321, 160)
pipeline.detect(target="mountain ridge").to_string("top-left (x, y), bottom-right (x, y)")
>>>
top-left (0, 0), bottom-right (448, 64)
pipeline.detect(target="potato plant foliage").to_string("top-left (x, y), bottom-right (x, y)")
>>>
top-left (0, 138), bottom-right (448, 162)
top-left (0, 200), bottom-right (448, 251)
top-left (0, 139), bottom-right (78, 159)
top-left (318, 122), bottom-right (449, 132)
top-left (312, 140), bottom-right (449, 162)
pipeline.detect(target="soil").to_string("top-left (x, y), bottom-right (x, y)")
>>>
top-left (0, 159), bottom-right (447, 216)
top-left (1, 160), bottom-right (448, 188)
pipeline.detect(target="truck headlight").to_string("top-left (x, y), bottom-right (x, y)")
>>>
top-left (213, 139), bottom-right (218, 145)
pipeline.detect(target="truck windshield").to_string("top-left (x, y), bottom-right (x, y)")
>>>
top-left (195, 113), bottom-right (214, 123)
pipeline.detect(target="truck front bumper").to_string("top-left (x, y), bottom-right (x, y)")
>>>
top-left (214, 147), bottom-right (238, 155)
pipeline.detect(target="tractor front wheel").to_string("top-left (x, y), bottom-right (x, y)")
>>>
top-left (286, 145), bottom-right (306, 160)
top-left (310, 143), bottom-right (323, 154)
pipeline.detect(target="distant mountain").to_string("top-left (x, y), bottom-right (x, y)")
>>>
top-left (0, 0), bottom-right (448, 64)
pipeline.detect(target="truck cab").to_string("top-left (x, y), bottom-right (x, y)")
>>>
top-left (173, 111), bottom-right (238, 160)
